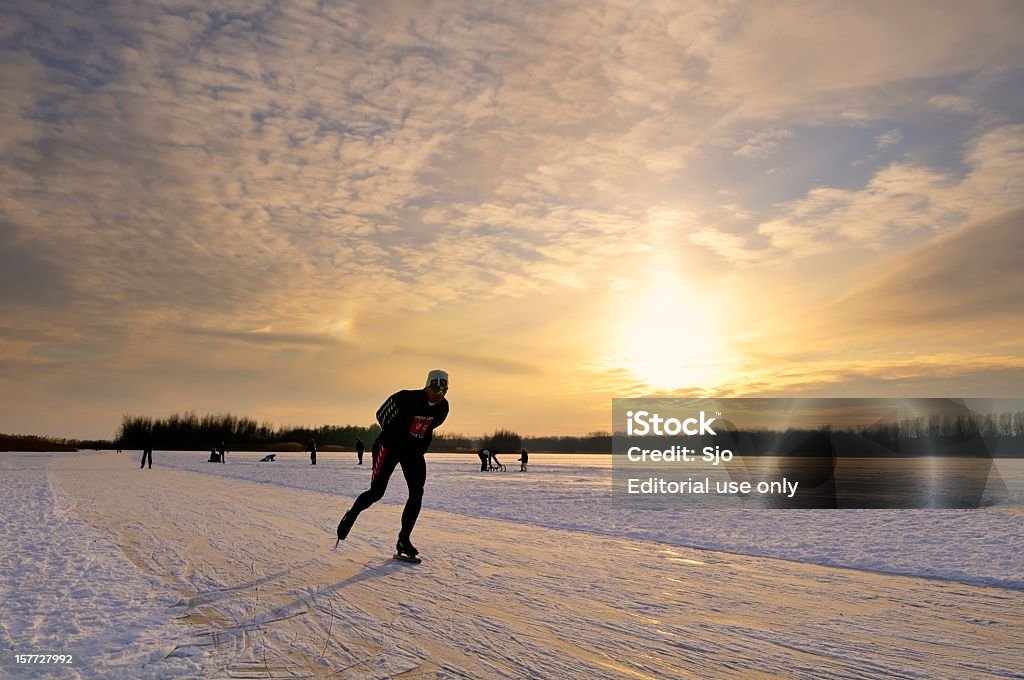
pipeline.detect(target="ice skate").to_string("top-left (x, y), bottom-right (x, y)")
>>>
top-left (394, 536), bottom-right (421, 563)
top-left (334, 512), bottom-right (354, 549)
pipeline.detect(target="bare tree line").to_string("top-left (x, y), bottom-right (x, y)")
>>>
top-left (115, 412), bottom-right (382, 451)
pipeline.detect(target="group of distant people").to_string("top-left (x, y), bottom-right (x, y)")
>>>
top-left (306, 436), bottom-right (375, 466)
top-left (142, 437), bottom-right (376, 467)
top-left (207, 442), bottom-right (228, 464)
top-left (141, 443), bottom-right (226, 467)
top-left (477, 448), bottom-right (528, 471)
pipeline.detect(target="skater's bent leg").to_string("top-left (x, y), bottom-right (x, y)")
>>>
top-left (399, 454), bottom-right (426, 538)
top-left (349, 481), bottom-right (385, 514)
top-left (347, 447), bottom-right (400, 519)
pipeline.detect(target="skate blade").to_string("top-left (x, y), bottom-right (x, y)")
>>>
top-left (393, 554), bottom-right (421, 564)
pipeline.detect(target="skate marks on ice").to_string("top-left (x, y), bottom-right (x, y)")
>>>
top-left (50, 453), bottom-right (1024, 678)
top-left (428, 539), bottom-right (1024, 679)
top-left (51, 454), bottom-right (431, 678)
top-left (1, 453), bottom-right (203, 678)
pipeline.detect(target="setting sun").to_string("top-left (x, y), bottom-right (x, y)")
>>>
top-left (618, 272), bottom-right (731, 391)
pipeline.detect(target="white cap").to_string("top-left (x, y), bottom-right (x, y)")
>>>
top-left (425, 369), bottom-right (449, 390)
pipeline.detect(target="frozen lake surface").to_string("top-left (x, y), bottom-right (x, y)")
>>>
top-left (1, 450), bottom-right (1022, 678)
top-left (160, 450), bottom-right (1024, 588)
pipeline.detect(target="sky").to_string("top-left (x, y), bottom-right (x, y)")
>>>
top-left (1, 0), bottom-right (1023, 440)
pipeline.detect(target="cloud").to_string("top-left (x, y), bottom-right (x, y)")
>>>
top-left (929, 95), bottom-right (981, 116)
top-left (1, 0), bottom-right (1023, 435)
top-left (180, 326), bottom-right (339, 347)
top-left (742, 124), bottom-right (1024, 258)
top-left (689, 227), bottom-right (764, 265)
top-left (724, 353), bottom-right (1024, 398)
top-left (707, 1), bottom-right (1024, 118)
top-left (0, 219), bottom-right (75, 309)
top-left (835, 208), bottom-right (1024, 328)
top-left (875, 129), bottom-right (903, 149)
top-left (393, 345), bottom-right (542, 375)
top-left (5, 0), bottom-right (1018, 331)
top-left (732, 128), bottom-right (793, 159)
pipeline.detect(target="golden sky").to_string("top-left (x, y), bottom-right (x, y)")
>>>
top-left (2, 0), bottom-right (1023, 438)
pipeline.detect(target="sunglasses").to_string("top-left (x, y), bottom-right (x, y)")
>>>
top-left (429, 381), bottom-right (449, 393)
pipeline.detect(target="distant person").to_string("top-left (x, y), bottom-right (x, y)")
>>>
top-left (478, 449), bottom-right (489, 471)
top-left (219, 441), bottom-right (227, 464)
top-left (518, 448), bottom-right (529, 472)
top-left (355, 437), bottom-right (365, 465)
top-left (140, 441), bottom-right (153, 469)
top-left (208, 449), bottom-right (220, 463)
top-left (489, 449), bottom-right (501, 469)
top-left (335, 369), bottom-right (450, 561)
top-left (309, 438), bottom-right (317, 465)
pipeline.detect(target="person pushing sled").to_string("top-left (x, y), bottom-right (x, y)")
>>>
top-left (334, 370), bottom-right (450, 563)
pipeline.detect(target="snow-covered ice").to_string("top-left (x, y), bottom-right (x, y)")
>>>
top-left (1, 450), bottom-right (1022, 678)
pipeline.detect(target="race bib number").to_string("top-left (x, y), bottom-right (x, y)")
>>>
top-left (409, 416), bottom-right (433, 438)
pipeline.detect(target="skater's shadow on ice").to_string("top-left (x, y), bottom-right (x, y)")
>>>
top-left (182, 555), bottom-right (325, 608)
top-left (319, 559), bottom-right (411, 595)
top-left (170, 558), bottom-right (408, 657)
top-left (180, 552), bottom-right (406, 614)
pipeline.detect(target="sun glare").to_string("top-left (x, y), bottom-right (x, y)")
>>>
top-left (618, 272), bottom-right (729, 391)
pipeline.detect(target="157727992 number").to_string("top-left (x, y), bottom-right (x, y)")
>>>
top-left (1, 651), bottom-right (77, 666)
